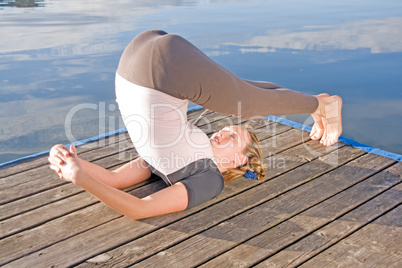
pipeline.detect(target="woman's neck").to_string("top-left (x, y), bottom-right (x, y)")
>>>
top-left (212, 148), bottom-right (228, 173)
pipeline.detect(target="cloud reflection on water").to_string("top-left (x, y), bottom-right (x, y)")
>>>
top-left (226, 17), bottom-right (402, 56)
top-left (0, 0), bottom-right (401, 163)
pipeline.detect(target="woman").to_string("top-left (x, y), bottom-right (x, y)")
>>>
top-left (48, 30), bottom-right (342, 219)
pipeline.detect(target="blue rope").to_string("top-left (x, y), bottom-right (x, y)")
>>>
top-left (1, 106), bottom-right (400, 168)
top-left (0, 128), bottom-right (127, 168)
top-left (264, 115), bottom-right (402, 162)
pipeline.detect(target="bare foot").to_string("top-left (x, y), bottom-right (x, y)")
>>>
top-left (312, 94), bottom-right (343, 146)
top-left (310, 93), bottom-right (329, 140)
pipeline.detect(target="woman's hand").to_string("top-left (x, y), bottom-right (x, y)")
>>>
top-left (48, 144), bottom-right (71, 178)
top-left (49, 144), bottom-right (86, 184)
top-left (49, 144), bottom-right (70, 164)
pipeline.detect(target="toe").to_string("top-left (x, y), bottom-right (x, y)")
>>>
top-left (311, 121), bottom-right (325, 141)
top-left (310, 126), bottom-right (317, 138)
top-left (328, 133), bottom-right (337, 146)
top-left (323, 131), bottom-right (331, 146)
top-left (323, 136), bottom-right (329, 146)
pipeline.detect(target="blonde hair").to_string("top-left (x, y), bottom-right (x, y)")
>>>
top-left (192, 111), bottom-right (265, 183)
top-left (221, 126), bottom-right (265, 183)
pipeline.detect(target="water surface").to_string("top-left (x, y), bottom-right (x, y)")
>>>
top-left (1, 0), bottom-right (402, 164)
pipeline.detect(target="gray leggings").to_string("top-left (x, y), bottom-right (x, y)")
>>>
top-left (117, 30), bottom-right (318, 118)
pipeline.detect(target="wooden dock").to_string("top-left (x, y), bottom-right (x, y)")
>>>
top-left (1, 109), bottom-right (401, 267)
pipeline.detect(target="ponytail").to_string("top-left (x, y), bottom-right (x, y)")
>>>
top-left (222, 128), bottom-right (265, 183)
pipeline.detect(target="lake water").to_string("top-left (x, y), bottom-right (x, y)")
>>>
top-left (1, 0), bottom-right (402, 164)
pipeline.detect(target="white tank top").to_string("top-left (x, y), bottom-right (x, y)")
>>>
top-left (115, 72), bottom-right (217, 181)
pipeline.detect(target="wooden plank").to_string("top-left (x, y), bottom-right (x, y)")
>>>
top-left (0, 177), bottom-right (159, 238)
top-left (0, 145), bottom-right (140, 220)
top-left (252, 121), bottom-right (292, 140)
top-left (300, 203), bottom-right (402, 268)
top-left (1, 217), bottom-right (158, 268)
top-left (132, 154), bottom-right (395, 267)
top-left (75, 145), bottom-right (361, 267)
top-left (198, 116), bottom-right (246, 134)
top-left (263, 141), bottom-right (349, 179)
top-left (3, 130), bottom-right (338, 267)
top-left (0, 153), bottom-right (141, 221)
top-left (0, 174), bottom-right (163, 239)
top-left (1, 183), bottom-right (80, 221)
top-left (0, 203), bottom-right (123, 267)
top-left (186, 107), bottom-right (214, 119)
top-left (190, 110), bottom-right (230, 126)
top-left (259, 183), bottom-right (402, 267)
top-left (203, 162), bottom-right (402, 267)
top-left (0, 179), bottom-right (168, 265)
top-left (0, 139), bottom-right (135, 204)
top-left (1, 191), bottom-right (98, 239)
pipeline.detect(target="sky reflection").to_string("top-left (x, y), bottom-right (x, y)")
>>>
top-left (229, 17), bottom-right (402, 55)
top-left (0, 0), bottom-right (401, 163)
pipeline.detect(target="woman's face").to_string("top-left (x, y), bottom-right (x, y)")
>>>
top-left (210, 126), bottom-right (251, 168)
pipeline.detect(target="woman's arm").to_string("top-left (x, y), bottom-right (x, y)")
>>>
top-left (49, 144), bottom-right (151, 189)
top-left (78, 174), bottom-right (188, 219)
top-left (79, 157), bottom-right (151, 189)
top-left (49, 144), bottom-right (188, 219)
